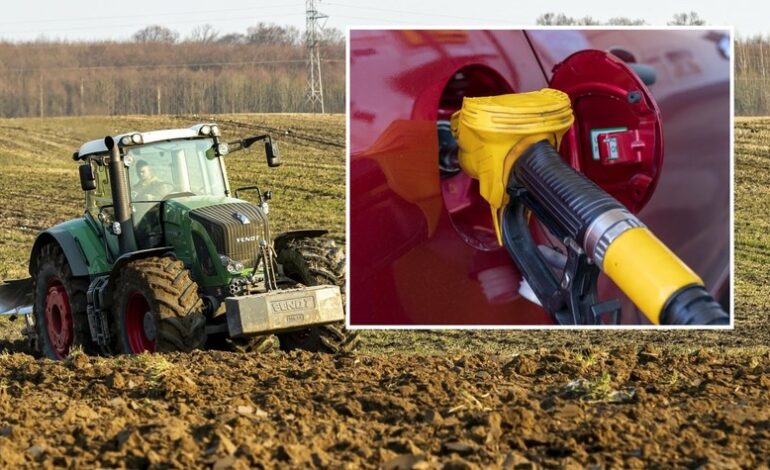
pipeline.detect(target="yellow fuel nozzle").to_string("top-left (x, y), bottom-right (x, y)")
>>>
top-left (451, 89), bottom-right (728, 326)
top-left (451, 89), bottom-right (574, 244)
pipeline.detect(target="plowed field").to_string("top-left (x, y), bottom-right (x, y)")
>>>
top-left (0, 116), bottom-right (767, 468)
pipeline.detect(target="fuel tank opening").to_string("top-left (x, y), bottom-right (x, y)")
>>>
top-left (437, 65), bottom-right (512, 251)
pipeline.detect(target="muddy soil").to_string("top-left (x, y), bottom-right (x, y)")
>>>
top-left (0, 117), bottom-right (767, 467)
top-left (0, 330), bottom-right (768, 468)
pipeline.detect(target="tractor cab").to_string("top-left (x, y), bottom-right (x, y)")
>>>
top-left (76, 124), bottom-right (279, 255)
top-left (78, 127), bottom-right (227, 199)
top-left (78, 126), bottom-right (230, 253)
top-left (124, 137), bottom-right (227, 202)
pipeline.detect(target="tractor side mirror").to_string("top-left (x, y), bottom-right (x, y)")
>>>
top-left (79, 164), bottom-right (96, 191)
top-left (265, 140), bottom-right (281, 167)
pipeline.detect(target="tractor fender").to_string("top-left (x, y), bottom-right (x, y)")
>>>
top-left (30, 218), bottom-right (114, 278)
top-left (30, 231), bottom-right (90, 277)
top-left (273, 229), bottom-right (328, 253)
top-left (109, 247), bottom-right (174, 281)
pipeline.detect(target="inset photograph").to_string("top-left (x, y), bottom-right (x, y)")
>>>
top-left (348, 28), bottom-right (731, 327)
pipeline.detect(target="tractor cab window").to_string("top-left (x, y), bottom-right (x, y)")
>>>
top-left (125, 138), bottom-right (226, 250)
top-left (126, 138), bottom-right (225, 201)
top-left (85, 159), bottom-right (114, 215)
top-left (84, 158), bottom-right (121, 256)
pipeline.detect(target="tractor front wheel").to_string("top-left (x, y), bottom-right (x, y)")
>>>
top-left (32, 244), bottom-right (92, 360)
top-left (279, 323), bottom-right (359, 354)
top-left (277, 237), bottom-right (359, 354)
top-left (112, 256), bottom-right (206, 354)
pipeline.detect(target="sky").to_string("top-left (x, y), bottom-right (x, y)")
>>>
top-left (0, 0), bottom-right (763, 42)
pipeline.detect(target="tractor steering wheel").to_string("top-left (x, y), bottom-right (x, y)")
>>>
top-left (134, 181), bottom-right (175, 201)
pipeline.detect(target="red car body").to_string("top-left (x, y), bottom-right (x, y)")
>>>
top-left (349, 29), bottom-right (730, 326)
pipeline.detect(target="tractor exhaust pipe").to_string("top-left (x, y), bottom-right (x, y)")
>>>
top-left (105, 136), bottom-right (138, 254)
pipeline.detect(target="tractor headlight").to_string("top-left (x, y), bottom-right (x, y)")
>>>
top-left (211, 125), bottom-right (221, 137)
top-left (120, 133), bottom-right (143, 146)
top-left (216, 143), bottom-right (229, 156)
top-left (226, 261), bottom-right (244, 274)
top-left (219, 254), bottom-right (244, 274)
top-left (200, 125), bottom-right (212, 136)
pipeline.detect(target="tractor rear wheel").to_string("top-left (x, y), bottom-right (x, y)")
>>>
top-left (32, 244), bottom-right (92, 360)
top-left (277, 237), bottom-right (359, 354)
top-left (112, 256), bottom-right (206, 354)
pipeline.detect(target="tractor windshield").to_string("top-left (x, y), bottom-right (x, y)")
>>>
top-left (126, 138), bottom-right (225, 201)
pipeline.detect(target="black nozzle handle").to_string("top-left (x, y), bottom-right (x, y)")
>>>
top-left (501, 199), bottom-right (563, 313)
top-left (513, 140), bottom-right (626, 244)
top-left (661, 285), bottom-right (729, 326)
top-left (511, 140), bottom-right (729, 326)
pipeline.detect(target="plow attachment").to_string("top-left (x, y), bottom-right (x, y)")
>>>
top-left (0, 278), bottom-right (33, 315)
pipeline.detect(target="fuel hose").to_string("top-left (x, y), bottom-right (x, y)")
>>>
top-left (513, 140), bottom-right (728, 325)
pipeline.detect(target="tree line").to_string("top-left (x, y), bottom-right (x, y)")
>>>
top-left (736, 36), bottom-right (770, 115)
top-left (536, 11), bottom-right (706, 26)
top-left (2, 20), bottom-right (769, 117)
top-left (0, 24), bottom-right (344, 117)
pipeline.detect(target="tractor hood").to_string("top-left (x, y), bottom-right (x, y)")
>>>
top-left (161, 196), bottom-right (271, 282)
top-left (163, 195), bottom-right (270, 242)
top-left (162, 194), bottom-right (242, 212)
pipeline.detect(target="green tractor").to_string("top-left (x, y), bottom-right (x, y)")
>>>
top-left (9, 123), bottom-right (356, 359)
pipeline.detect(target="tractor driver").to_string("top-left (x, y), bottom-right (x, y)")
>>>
top-left (133, 160), bottom-right (167, 200)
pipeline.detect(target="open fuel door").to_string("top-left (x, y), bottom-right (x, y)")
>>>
top-left (549, 50), bottom-right (663, 214)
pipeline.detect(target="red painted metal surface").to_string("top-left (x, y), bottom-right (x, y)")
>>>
top-left (125, 291), bottom-right (156, 353)
top-left (349, 29), bottom-right (730, 326)
top-left (45, 279), bottom-right (73, 359)
top-left (551, 49), bottom-right (663, 213)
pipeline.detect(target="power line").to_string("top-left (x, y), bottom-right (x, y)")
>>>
top-left (325, 2), bottom-right (517, 23)
top-left (0, 58), bottom-right (344, 73)
top-left (0, 4), bottom-right (303, 27)
top-left (0, 13), bottom-right (301, 36)
top-left (326, 14), bottom-right (415, 25)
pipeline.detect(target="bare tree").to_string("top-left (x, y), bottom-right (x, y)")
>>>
top-left (246, 23), bottom-right (300, 46)
top-left (537, 12), bottom-right (644, 25)
top-left (132, 25), bottom-right (179, 43)
top-left (607, 17), bottom-right (647, 25)
top-left (537, 13), bottom-right (569, 25)
top-left (320, 27), bottom-right (345, 47)
top-left (217, 33), bottom-right (246, 45)
top-left (668, 12), bottom-right (706, 25)
top-left (0, 25), bottom-right (347, 117)
top-left (188, 24), bottom-right (219, 43)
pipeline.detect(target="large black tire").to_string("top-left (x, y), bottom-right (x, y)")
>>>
top-left (225, 334), bottom-right (281, 354)
top-left (112, 256), bottom-right (206, 354)
top-left (31, 244), bottom-right (93, 360)
top-left (279, 322), bottom-right (359, 354)
top-left (278, 237), bottom-right (346, 292)
top-left (204, 326), bottom-right (279, 354)
top-left (277, 237), bottom-right (359, 354)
